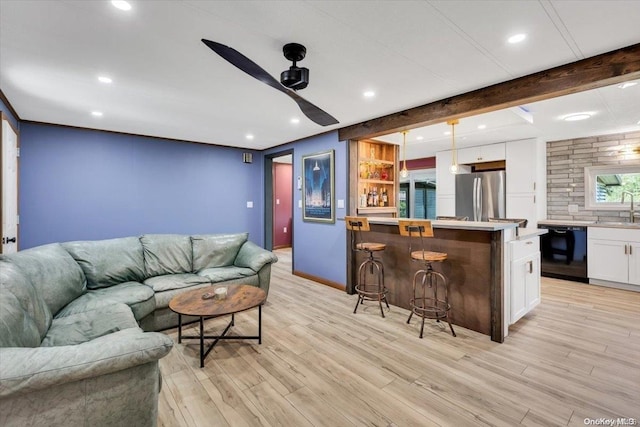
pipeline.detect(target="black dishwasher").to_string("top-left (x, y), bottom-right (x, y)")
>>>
top-left (539, 225), bottom-right (588, 283)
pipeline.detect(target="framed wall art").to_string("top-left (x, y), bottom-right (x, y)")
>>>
top-left (302, 150), bottom-right (335, 223)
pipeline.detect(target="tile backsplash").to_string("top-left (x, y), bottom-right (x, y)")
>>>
top-left (546, 130), bottom-right (640, 222)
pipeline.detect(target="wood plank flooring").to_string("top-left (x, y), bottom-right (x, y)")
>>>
top-left (158, 248), bottom-right (640, 426)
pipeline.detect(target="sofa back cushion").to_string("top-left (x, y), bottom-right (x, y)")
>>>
top-left (0, 288), bottom-right (42, 347)
top-left (191, 233), bottom-right (248, 271)
top-left (3, 243), bottom-right (87, 316)
top-left (140, 234), bottom-right (193, 277)
top-left (0, 259), bottom-right (52, 340)
top-left (63, 237), bottom-right (145, 289)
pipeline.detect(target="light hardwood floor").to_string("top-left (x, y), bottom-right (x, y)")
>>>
top-left (158, 248), bottom-right (640, 427)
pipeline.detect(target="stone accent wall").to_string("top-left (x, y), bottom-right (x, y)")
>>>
top-left (546, 130), bottom-right (640, 221)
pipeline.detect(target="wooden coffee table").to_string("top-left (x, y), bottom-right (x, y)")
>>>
top-left (169, 284), bottom-right (266, 367)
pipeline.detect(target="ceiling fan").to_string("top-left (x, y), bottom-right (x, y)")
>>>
top-left (201, 39), bottom-right (339, 127)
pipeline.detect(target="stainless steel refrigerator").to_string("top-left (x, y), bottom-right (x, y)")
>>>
top-left (455, 170), bottom-right (506, 221)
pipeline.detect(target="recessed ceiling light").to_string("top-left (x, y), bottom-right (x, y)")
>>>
top-left (245, 134), bottom-right (254, 140)
top-left (363, 90), bottom-right (375, 98)
top-left (290, 117), bottom-right (300, 124)
top-left (111, 1), bottom-right (132, 11)
top-left (563, 112), bottom-right (592, 122)
top-left (507, 33), bottom-right (527, 44)
top-left (444, 131), bottom-right (451, 136)
top-left (416, 136), bottom-right (424, 141)
top-left (98, 76), bottom-right (112, 84)
top-left (91, 111), bottom-right (103, 117)
top-left (477, 124), bottom-right (487, 130)
top-left (618, 82), bottom-right (638, 89)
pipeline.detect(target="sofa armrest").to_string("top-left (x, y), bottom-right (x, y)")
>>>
top-left (234, 241), bottom-right (278, 272)
top-left (0, 328), bottom-right (173, 398)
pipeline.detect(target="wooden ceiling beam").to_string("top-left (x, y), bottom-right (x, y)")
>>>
top-left (338, 43), bottom-right (640, 141)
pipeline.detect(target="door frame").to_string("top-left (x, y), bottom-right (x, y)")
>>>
top-left (264, 149), bottom-right (294, 260)
top-left (1, 112), bottom-right (20, 254)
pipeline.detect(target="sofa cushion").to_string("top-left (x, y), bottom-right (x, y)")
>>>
top-left (57, 281), bottom-right (156, 321)
top-left (234, 241), bottom-right (279, 272)
top-left (0, 288), bottom-right (41, 348)
top-left (140, 234), bottom-right (193, 277)
top-left (191, 233), bottom-right (248, 271)
top-left (63, 237), bottom-right (145, 289)
top-left (197, 266), bottom-right (255, 283)
top-left (41, 303), bottom-right (138, 347)
top-left (0, 259), bottom-right (52, 340)
top-left (143, 273), bottom-right (210, 292)
top-left (4, 243), bottom-right (87, 316)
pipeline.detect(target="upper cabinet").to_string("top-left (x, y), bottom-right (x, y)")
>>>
top-left (457, 142), bottom-right (505, 164)
top-left (505, 138), bottom-right (546, 227)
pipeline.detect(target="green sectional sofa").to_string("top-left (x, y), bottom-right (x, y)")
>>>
top-left (0, 233), bottom-right (278, 427)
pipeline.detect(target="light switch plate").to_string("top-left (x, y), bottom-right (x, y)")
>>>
top-left (337, 199), bottom-right (345, 209)
top-left (246, 201), bottom-right (253, 208)
top-left (298, 200), bottom-right (302, 208)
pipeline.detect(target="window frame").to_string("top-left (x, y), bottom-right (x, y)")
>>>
top-left (584, 165), bottom-right (640, 210)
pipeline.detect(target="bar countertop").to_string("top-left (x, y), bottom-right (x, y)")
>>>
top-left (364, 217), bottom-right (518, 231)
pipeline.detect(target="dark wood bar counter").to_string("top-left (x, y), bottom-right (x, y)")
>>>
top-left (346, 218), bottom-right (518, 343)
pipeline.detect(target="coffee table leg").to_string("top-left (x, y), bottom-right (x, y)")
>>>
top-left (199, 317), bottom-right (205, 368)
top-left (178, 314), bottom-right (182, 343)
top-left (231, 313), bottom-right (235, 326)
top-left (258, 304), bottom-right (262, 344)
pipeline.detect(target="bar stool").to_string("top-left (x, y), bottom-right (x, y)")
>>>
top-left (398, 220), bottom-right (456, 338)
top-left (345, 216), bottom-right (389, 317)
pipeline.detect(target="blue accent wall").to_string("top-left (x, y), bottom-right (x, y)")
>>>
top-left (19, 123), bottom-right (263, 248)
top-left (265, 131), bottom-right (347, 286)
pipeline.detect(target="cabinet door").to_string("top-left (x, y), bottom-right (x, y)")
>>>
top-left (436, 194), bottom-right (455, 217)
top-left (588, 238), bottom-right (629, 283)
top-left (456, 146), bottom-right (480, 165)
top-left (526, 253), bottom-right (541, 310)
top-left (506, 193), bottom-right (536, 228)
top-left (436, 151), bottom-right (455, 194)
top-left (506, 139), bottom-right (536, 194)
top-left (510, 257), bottom-right (528, 324)
top-left (480, 142), bottom-right (506, 162)
top-left (629, 242), bottom-right (640, 286)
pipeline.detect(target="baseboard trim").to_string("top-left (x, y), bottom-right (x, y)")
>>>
top-left (293, 270), bottom-right (345, 291)
top-left (272, 245), bottom-right (291, 250)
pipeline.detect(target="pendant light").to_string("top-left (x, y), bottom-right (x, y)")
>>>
top-left (448, 119), bottom-right (460, 174)
top-left (400, 131), bottom-right (409, 178)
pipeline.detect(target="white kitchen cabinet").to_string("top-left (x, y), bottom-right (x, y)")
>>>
top-left (436, 194), bottom-right (455, 217)
top-left (510, 238), bottom-right (541, 324)
top-left (436, 150), bottom-right (455, 195)
top-left (588, 227), bottom-right (640, 286)
top-left (505, 138), bottom-right (546, 228)
top-left (457, 142), bottom-right (505, 164)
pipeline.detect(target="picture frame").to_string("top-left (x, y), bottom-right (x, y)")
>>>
top-left (302, 150), bottom-right (335, 223)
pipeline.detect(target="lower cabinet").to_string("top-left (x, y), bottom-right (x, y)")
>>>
top-left (510, 238), bottom-right (541, 324)
top-left (588, 227), bottom-right (640, 286)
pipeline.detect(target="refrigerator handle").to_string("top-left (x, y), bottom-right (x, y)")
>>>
top-left (472, 177), bottom-right (478, 221)
top-left (477, 177), bottom-right (483, 221)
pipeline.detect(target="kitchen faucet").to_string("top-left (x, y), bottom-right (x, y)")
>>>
top-left (621, 191), bottom-right (638, 223)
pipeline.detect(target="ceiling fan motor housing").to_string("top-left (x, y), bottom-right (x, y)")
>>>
top-left (281, 66), bottom-right (309, 90)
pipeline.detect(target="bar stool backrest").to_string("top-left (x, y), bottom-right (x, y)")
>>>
top-left (398, 219), bottom-right (434, 254)
top-left (345, 216), bottom-right (370, 252)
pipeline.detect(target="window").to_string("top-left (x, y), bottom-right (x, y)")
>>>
top-left (584, 165), bottom-right (640, 210)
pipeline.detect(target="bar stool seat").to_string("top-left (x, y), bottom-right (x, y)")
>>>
top-left (346, 216), bottom-right (389, 318)
top-left (399, 220), bottom-right (456, 338)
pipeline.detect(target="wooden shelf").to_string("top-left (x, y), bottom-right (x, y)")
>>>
top-left (360, 179), bottom-right (395, 185)
top-left (358, 158), bottom-right (394, 167)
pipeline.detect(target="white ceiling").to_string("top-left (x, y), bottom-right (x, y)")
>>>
top-left (1, 0), bottom-right (639, 152)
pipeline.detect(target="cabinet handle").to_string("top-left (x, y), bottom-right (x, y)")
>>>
top-left (526, 241), bottom-right (533, 245)
top-left (528, 260), bottom-right (533, 274)
top-left (631, 245), bottom-right (633, 255)
top-left (533, 195), bottom-right (536, 204)
top-left (533, 182), bottom-right (536, 191)
top-left (625, 244), bottom-right (628, 255)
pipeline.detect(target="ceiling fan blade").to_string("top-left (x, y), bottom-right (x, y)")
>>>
top-left (201, 39), bottom-right (287, 94)
top-left (202, 39), bottom-right (339, 127)
top-left (286, 90), bottom-right (339, 126)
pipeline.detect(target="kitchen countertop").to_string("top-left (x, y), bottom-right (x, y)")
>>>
top-left (366, 217), bottom-right (518, 231)
top-left (538, 219), bottom-right (640, 229)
